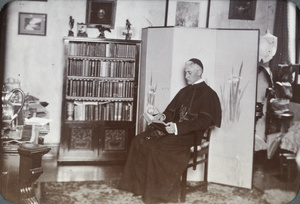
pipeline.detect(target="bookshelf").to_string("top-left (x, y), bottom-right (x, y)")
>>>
top-left (58, 37), bottom-right (141, 163)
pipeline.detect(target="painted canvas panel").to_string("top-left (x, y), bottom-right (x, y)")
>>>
top-left (208, 29), bottom-right (259, 188)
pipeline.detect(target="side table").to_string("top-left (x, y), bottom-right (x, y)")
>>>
top-left (18, 143), bottom-right (50, 204)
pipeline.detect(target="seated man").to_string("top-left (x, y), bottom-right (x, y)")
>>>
top-left (119, 58), bottom-right (222, 203)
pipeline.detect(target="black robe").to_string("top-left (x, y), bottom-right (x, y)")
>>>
top-left (120, 82), bottom-right (222, 203)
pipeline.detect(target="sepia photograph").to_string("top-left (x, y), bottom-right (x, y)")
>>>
top-left (0, 0), bottom-right (300, 204)
top-left (18, 12), bottom-right (47, 36)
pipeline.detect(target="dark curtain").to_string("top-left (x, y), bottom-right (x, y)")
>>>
top-left (270, 0), bottom-right (297, 82)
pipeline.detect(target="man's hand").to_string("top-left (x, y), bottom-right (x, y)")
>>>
top-left (165, 122), bottom-right (176, 134)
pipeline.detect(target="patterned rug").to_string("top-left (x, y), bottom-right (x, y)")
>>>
top-left (38, 180), bottom-right (297, 204)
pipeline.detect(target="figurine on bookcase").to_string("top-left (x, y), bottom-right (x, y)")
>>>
top-left (96, 25), bottom-right (111, 39)
top-left (68, 16), bottom-right (74, 37)
top-left (125, 19), bottom-right (132, 40)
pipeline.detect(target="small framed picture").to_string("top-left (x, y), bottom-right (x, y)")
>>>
top-left (175, 1), bottom-right (200, 27)
top-left (86, 0), bottom-right (117, 28)
top-left (228, 0), bottom-right (257, 20)
top-left (18, 12), bottom-right (47, 36)
top-left (77, 23), bottom-right (88, 37)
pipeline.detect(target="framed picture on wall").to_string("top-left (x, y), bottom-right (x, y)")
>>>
top-left (86, 0), bottom-right (117, 28)
top-left (166, 0), bottom-right (210, 28)
top-left (18, 12), bottom-right (47, 36)
top-left (228, 0), bottom-right (257, 20)
top-left (175, 1), bottom-right (200, 27)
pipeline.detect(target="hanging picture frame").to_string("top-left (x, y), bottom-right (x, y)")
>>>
top-left (86, 0), bottom-right (117, 29)
top-left (228, 0), bottom-right (257, 20)
top-left (166, 0), bottom-right (210, 28)
top-left (18, 12), bottom-right (47, 36)
top-left (175, 1), bottom-right (200, 27)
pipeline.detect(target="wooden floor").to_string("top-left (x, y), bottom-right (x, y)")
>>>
top-left (252, 150), bottom-right (300, 193)
top-left (1, 149), bottom-right (300, 203)
top-left (37, 150), bottom-right (300, 193)
top-left (40, 159), bottom-right (124, 182)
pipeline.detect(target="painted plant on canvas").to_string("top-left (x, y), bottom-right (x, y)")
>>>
top-left (146, 74), bottom-right (158, 115)
top-left (220, 61), bottom-right (249, 130)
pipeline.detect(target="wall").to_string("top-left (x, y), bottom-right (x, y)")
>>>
top-left (2, 0), bottom-right (166, 144)
top-left (2, 0), bottom-right (298, 145)
top-left (209, 0), bottom-right (276, 32)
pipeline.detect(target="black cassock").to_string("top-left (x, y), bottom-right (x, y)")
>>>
top-left (120, 82), bottom-right (222, 203)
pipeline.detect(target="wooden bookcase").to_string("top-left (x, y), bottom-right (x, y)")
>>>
top-left (58, 37), bottom-right (141, 163)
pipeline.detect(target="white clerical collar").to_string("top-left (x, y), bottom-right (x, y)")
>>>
top-left (192, 78), bottom-right (204, 85)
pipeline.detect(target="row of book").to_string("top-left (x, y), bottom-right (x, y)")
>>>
top-left (67, 79), bottom-right (135, 98)
top-left (68, 101), bottom-right (133, 121)
top-left (67, 59), bottom-right (135, 78)
top-left (68, 42), bottom-right (137, 58)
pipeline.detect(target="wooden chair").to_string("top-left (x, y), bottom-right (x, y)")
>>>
top-left (180, 126), bottom-right (213, 202)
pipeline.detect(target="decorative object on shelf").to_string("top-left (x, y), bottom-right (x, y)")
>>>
top-left (86, 0), bottom-right (117, 29)
top-left (68, 16), bottom-right (75, 36)
top-left (228, 0), bottom-right (257, 20)
top-left (77, 22), bottom-right (88, 37)
top-left (124, 19), bottom-right (132, 40)
top-left (18, 12), bottom-right (47, 36)
top-left (67, 102), bottom-right (74, 120)
top-left (96, 25), bottom-right (111, 38)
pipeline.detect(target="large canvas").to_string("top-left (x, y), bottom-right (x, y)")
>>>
top-left (139, 27), bottom-right (259, 188)
top-left (208, 29), bottom-right (259, 188)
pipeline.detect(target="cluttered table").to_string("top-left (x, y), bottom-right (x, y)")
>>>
top-left (1, 94), bottom-right (51, 153)
top-left (1, 92), bottom-right (52, 203)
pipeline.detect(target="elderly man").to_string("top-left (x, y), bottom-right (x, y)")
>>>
top-left (120, 58), bottom-right (222, 203)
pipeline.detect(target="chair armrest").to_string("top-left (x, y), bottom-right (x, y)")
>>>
top-left (190, 141), bottom-right (209, 152)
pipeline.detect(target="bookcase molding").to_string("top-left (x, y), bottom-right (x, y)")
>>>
top-left (58, 37), bottom-right (141, 163)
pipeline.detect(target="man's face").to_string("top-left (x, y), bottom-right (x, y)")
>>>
top-left (184, 63), bottom-right (202, 85)
top-left (97, 9), bottom-right (105, 19)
